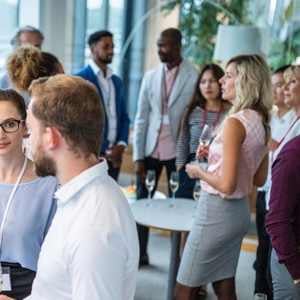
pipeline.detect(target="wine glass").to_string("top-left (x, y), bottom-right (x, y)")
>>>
top-left (169, 171), bottom-right (179, 207)
top-left (199, 124), bottom-right (212, 150)
top-left (254, 293), bottom-right (267, 300)
top-left (198, 124), bottom-right (213, 168)
top-left (145, 170), bottom-right (156, 205)
top-left (193, 181), bottom-right (201, 202)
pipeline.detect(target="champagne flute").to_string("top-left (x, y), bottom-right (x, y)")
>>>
top-left (145, 170), bottom-right (156, 205)
top-left (198, 124), bottom-right (212, 169)
top-left (169, 171), bottom-right (179, 207)
top-left (199, 124), bottom-right (212, 150)
top-left (254, 293), bottom-right (267, 300)
top-left (193, 180), bottom-right (201, 202)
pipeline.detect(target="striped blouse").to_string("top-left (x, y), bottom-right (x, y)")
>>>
top-left (176, 106), bottom-right (227, 168)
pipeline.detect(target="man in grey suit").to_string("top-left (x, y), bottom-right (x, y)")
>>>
top-left (133, 28), bottom-right (198, 266)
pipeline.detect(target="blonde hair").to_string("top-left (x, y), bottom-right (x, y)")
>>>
top-left (283, 64), bottom-right (300, 82)
top-left (227, 55), bottom-right (273, 142)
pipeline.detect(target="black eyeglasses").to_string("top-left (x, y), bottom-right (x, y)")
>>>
top-left (0, 118), bottom-right (25, 133)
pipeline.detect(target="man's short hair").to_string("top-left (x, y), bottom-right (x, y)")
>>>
top-left (88, 30), bottom-right (113, 47)
top-left (29, 75), bottom-right (104, 157)
top-left (10, 25), bottom-right (44, 47)
top-left (160, 28), bottom-right (182, 46)
top-left (273, 64), bottom-right (291, 75)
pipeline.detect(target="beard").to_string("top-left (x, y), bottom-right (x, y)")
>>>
top-left (98, 55), bottom-right (113, 65)
top-left (33, 148), bottom-right (57, 177)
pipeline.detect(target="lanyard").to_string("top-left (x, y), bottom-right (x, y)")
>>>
top-left (200, 105), bottom-right (223, 129)
top-left (163, 66), bottom-right (180, 103)
top-left (271, 116), bottom-right (300, 163)
top-left (0, 157), bottom-right (27, 252)
top-left (276, 116), bottom-right (300, 147)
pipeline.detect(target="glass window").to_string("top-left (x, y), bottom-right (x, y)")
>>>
top-left (0, 0), bottom-right (19, 70)
top-left (85, 0), bottom-right (125, 74)
top-left (108, 0), bottom-right (125, 73)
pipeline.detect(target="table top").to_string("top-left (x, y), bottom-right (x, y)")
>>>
top-left (130, 198), bottom-right (196, 232)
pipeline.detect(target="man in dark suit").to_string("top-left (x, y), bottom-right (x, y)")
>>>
top-left (76, 30), bottom-right (130, 180)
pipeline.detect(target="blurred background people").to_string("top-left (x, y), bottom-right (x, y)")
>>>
top-left (0, 26), bottom-right (44, 90)
top-left (176, 63), bottom-right (228, 199)
top-left (176, 55), bottom-right (272, 300)
top-left (253, 64), bottom-right (295, 299)
top-left (0, 89), bottom-right (56, 299)
top-left (76, 30), bottom-right (130, 181)
top-left (133, 28), bottom-right (198, 267)
top-left (6, 45), bottom-right (63, 106)
top-left (266, 64), bottom-right (300, 300)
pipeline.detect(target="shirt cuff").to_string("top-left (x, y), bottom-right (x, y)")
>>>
top-left (117, 141), bottom-right (127, 148)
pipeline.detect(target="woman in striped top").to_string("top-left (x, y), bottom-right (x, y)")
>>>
top-left (176, 64), bottom-right (229, 199)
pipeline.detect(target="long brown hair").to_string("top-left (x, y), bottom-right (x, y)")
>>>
top-left (180, 64), bottom-right (224, 134)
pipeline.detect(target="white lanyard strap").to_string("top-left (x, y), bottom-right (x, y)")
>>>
top-left (0, 157), bottom-right (28, 251)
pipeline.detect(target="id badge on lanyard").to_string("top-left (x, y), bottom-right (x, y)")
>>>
top-left (0, 266), bottom-right (12, 292)
top-left (0, 158), bottom-right (27, 292)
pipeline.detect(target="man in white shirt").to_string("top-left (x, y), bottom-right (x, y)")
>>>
top-left (0, 75), bottom-right (139, 300)
top-left (76, 31), bottom-right (130, 181)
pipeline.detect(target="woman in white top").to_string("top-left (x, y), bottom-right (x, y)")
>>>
top-left (175, 55), bottom-right (272, 300)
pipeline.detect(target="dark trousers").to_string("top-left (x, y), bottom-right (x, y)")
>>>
top-left (107, 160), bottom-right (120, 181)
top-left (254, 191), bottom-right (273, 299)
top-left (136, 156), bottom-right (176, 259)
top-left (176, 154), bottom-right (196, 199)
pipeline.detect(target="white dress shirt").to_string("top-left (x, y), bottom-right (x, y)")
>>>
top-left (89, 60), bottom-right (117, 146)
top-left (263, 109), bottom-right (300, 209)
top-left (27, 160), bottom-right (139, 300)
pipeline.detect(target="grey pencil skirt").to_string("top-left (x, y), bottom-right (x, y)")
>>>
top-left (177, 190), bottom-right (250, 286)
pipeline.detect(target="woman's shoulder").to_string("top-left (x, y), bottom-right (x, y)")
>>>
top-left (231, 109), bottom-right (262, 123)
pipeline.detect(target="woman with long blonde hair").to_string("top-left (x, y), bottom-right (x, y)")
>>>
top-left (175, 55), bottom-right (272, 300)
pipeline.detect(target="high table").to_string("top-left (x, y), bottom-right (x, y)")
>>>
top-left (130, 198), bottom-right (195, 300)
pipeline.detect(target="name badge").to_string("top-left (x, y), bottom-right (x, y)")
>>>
top-left (0, 267), bottom-right (12, 292)
top-left (162, 114), bottom-right (170, 125)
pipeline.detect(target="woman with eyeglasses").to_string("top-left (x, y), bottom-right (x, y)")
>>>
top-left (0, 89), bottom-right (56, 299)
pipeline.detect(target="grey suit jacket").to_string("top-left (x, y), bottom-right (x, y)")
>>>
top-left (133, 59), bottom-right (198, 161)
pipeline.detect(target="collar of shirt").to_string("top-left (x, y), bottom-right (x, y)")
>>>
top-left (89, 59), bottom-right (113, 80)
top-left (272, 108), bottom-right (296, 124)
top-left (54, 160), bottom-right (108, 206)
top-left (163, 63), bottom-right (180, 75)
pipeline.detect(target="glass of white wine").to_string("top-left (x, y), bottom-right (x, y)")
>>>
top-left (169, 171), bottom-right (179, 207)
top-left (199, 124), bottom-right (212, 149)
top-left (193, 180), bottom-right (201, 202)
top-left (253, 293), bottom-right (267, 300)
top-left (145, 170), bottom-right (155, 206)
top-left (198, 124), bottom-right (213, 169)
